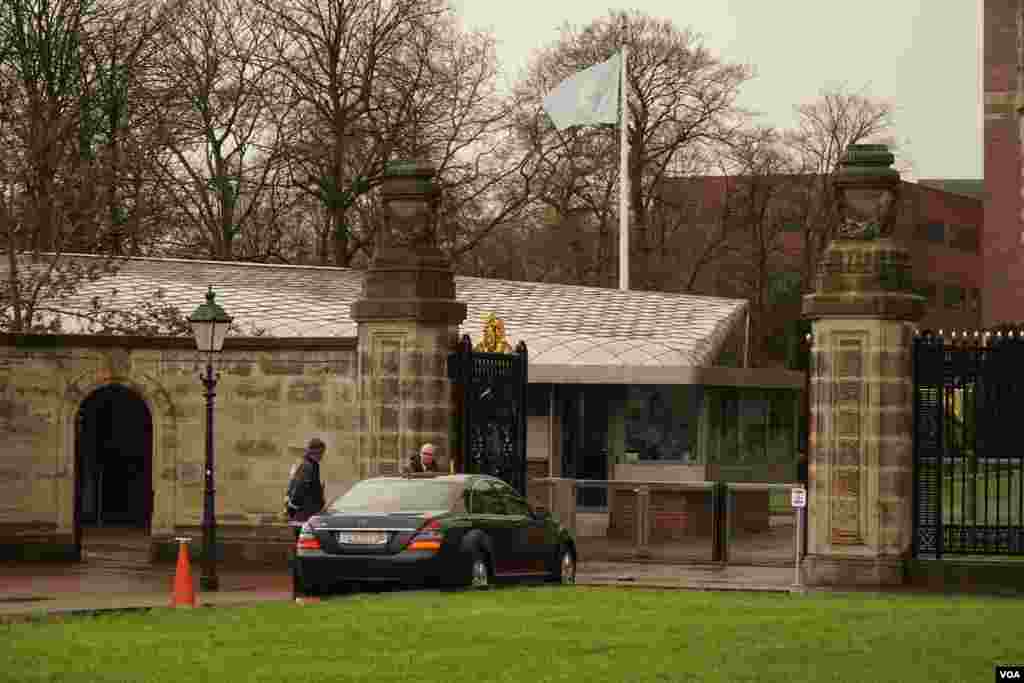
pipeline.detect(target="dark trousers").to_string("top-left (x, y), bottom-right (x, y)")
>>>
top-left (290, 524), bottom-right (301, 596)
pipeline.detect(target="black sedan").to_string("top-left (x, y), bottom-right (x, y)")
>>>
top-left (293, 474), bottom-right (576, 595)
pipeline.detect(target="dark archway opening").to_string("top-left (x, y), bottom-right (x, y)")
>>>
top-left (74, 385), bottom-right (153, 560)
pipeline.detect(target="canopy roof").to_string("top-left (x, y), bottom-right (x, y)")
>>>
top-left (3, 254), bottom-right (748, 369)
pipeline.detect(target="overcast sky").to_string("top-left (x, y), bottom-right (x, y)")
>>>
top-left (451, 0), bottom-right (982, 181)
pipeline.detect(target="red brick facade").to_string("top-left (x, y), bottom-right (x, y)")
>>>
top-left (984, 0), bottom-right (1024, 326)
top-left (667, 177), bottom-right (983, 333)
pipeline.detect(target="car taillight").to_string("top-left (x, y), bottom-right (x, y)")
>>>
top-left (407, 518), bottom-right (443, 551)
top-left (297, 531), bottom-right (321, 551)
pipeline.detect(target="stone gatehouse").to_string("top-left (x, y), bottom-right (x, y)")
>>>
top-left (1, 336), bottom-right (367, 562)
top-left (2, 162), bottom-right (776, 565)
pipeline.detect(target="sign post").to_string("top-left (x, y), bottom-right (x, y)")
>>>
top-left (791, 487), bottom-right (807, 592)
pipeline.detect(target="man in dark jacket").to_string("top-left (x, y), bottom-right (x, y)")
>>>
top-left (287, 437), bottom-right (327, 538)
top-left (288, 437), bottom-right (326, 600)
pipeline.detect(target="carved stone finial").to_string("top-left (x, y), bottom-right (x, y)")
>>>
top-left (379, 160), bottom-right (440, 250)
top-left (350, 159), bottom-right (466, 326)
top-left (834, 144), bottom-right (902, 240)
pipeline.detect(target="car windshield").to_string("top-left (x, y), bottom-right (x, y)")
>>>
top-left (326, 479), bottom-right (457, 513)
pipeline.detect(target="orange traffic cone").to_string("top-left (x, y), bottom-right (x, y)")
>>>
top-left (171, 537), bottom-right (195, 608)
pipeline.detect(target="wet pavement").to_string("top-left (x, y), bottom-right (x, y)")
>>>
top-left (576, 561), bottom-right (797, 592)
top-left (0, 559), bottom-right (797, 620)
top-left (0, 532), bottom-right (800, 620)
top-left (0, 535), bottom-right (295, 619)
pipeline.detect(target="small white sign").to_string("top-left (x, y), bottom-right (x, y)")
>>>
top-left (791, 488), bottom-right (807, 508)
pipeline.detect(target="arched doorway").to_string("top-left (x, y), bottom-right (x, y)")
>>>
top-left (74, 384), bottom-right (154, 560)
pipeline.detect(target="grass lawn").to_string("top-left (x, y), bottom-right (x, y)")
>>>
top-left (4, 587), bottom-right (1024, 683)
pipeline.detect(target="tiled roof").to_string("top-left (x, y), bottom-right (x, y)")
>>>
top-left (3, 254), bottom-right (748, 368)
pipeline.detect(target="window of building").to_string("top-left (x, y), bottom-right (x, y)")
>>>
top-left (700, 387), bottom-right (800, 479)
top-left (915, 222), bottom-right (946, 244)
top-left (950, 225), bottom-right (979, 252)
top-left (620, 386), bottom-right (703, 462)
top-left (914, 282), bottom-right (937, 305)
top-left (944, 285), bottom-right (965, 310)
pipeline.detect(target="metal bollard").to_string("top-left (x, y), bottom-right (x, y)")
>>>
top-left (632, 488), bottom-right (642, 557)
top-left (792, 487), bottom-right (806, 593)
top-left (794, 507), bottom-right (802, 586)
top-left (633, 487), bottom-right (650, 559)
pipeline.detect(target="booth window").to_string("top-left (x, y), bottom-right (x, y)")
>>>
top-left (621, 386), bottom-right (703, 463)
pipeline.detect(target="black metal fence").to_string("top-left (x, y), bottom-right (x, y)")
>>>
top-left (913, 331), bottom-right (1024, 557)
top-left (448, 335), bottom-right (529, 496)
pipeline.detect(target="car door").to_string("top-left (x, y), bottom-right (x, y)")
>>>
top-left (468, 479), bottom-right (515, 575)
top-left (493, 481), bottom-right (548, 574)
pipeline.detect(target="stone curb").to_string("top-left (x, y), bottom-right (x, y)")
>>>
top-left (0, 593), bottom-right (295, 624)
top-left (0, 577), bottom-right (805, 624)
top-left (577, 579), bottom-right (793, 593)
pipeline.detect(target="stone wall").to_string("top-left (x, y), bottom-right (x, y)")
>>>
top-left (355, 322), bottom-right (459, 478)
top-left (805, 320), bottom-right (915, 559)
top-left (802, 226), bottom-right (924, 586)
top-left (0, 335), bottom-right (359, 561)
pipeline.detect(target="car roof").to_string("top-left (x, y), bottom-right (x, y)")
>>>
top-left (365, 473), bottom-right (509, 486)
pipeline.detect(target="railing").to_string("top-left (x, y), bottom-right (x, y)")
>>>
top-left (721, 483), bottom-right (801, 567)
top-left (529, 478), bottom-right (806, 569)
top-left (913, 332), bottom-right (1024, 557)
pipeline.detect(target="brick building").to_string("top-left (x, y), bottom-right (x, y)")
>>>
top-left (661, 176), bottom-right (984, 334)
top-left (984, 0), bottom-right (1024, 326)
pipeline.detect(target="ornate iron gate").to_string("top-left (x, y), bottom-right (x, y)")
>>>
top-left (913, 332), bottom-right (1024, 557)
top-left (448, 334), bottom-right (529, 495)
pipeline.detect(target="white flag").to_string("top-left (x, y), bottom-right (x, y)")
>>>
top-left (542, 52), bottom-right (622, 131)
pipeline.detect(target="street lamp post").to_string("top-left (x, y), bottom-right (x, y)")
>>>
top-left (187, 286), bottom-right (233, 592)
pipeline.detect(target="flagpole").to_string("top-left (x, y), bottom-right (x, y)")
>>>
top-left (618, 29), bottom-right (630, 291)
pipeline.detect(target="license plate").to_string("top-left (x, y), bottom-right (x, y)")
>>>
top-left (337, 531), bottom-right (388, 545)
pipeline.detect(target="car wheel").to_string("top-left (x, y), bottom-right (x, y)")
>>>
top-left (549, 545), bottom-right (575, 585)
top-left (469, 549), bottom-right (492, 590)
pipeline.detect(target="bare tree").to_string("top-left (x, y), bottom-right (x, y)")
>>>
top-left (259, 0), bottom-right (530, 268)
top-left (511, 10), bottom-right (753, 290)
top-left (496, 96), bottom-right (619, 286)
top-left (260, 0), bottom-right (444, 266)
top-left (427, 27), bottom-right (537, 264)
top-left (717, 127), bottom-right (796, 367)
top-left (150, 0), bottom-right (290, 261)
top-left (0, 0), bottom-right (174, 332)
top-left (785, 85), bottom-right (901, 288)
top-left (645, 148), bottom-right (736, 294)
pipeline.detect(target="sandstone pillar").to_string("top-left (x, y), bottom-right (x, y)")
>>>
top-left (801, 145), bottom-right (925, 586)
top-left (350, 161), bottom-right (467, 477)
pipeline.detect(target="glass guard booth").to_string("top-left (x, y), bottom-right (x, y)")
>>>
top-left (527, 376), bottom-right (805, 511)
